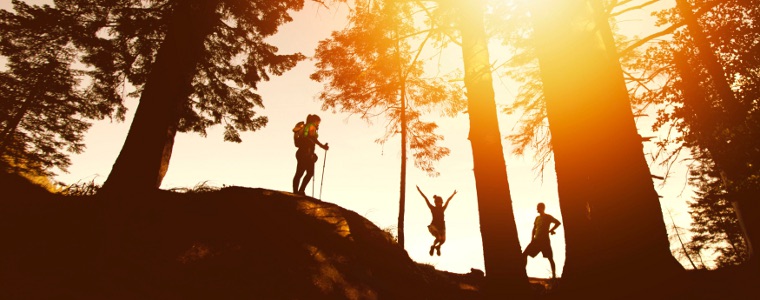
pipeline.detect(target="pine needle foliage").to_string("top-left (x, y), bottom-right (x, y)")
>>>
top-left (311, 0), bottom-right (465, 176)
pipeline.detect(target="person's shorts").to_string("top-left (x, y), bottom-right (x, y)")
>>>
top-left (523, 237), bottom-right (553, 258)
top-left (295, 149), bottom-right (318, 163)
top-left (427, 224), bottom-right (446, 240)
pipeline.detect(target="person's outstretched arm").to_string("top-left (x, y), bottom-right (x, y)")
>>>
top-left (416, 185), bottom-right (433, 209)
top-left (443, 190), bottom-right (457, 210)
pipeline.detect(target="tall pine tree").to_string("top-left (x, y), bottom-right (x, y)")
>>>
top-left (95, 0), bottom-right (308, 192)
top-left (633, 0), bottom-right (760, 270)
top-left (0, 1), bottom-right (116, 178)
top-left (687, 154), bottom-right (749, 268)
top-left (311, 0), bottom-right (464, 247)
top-left (528, 0), bottom-right (682, 295)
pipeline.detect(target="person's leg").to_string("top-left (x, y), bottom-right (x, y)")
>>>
top-left (297, 160), bottom-right (315, 195)
top-left (430, 235), bottom-right (438, 255)
top-left (543, 243), bottom-right (556, 279)
top-left (428, 225), bottom-right (438, 256)
top-left (523, 240), bottom-right (539, 273)
top-left (293, 158), bottom-right (307, 194)
top-left (435, 233), bottom-right (446, 255)
top-left (548, 256), bottom-right (556, 279)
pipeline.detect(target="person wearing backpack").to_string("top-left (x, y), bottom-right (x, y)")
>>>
top-left (292, 114), bottom-right (329, 196)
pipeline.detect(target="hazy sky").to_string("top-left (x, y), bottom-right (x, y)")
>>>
top-left (4, 0), bottom-right (693, 278)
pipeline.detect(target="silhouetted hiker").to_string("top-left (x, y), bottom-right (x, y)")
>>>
top-left (292, 114), bottom-right (329, 196)
top-left (416, 185), bottom-right (456, 256)
top-left (523, 202), bottom-right (561, 279)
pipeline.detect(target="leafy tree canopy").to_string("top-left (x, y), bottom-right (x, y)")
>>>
top-left (75, 0), bottom-right (309, 142)
top-left (311, 0), bottom-right (465, 175)
top-left (0, 1), bottom-right (107, 177)
top-left (1, 0), bottom-right (314, 177)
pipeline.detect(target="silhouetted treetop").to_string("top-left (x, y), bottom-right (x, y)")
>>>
top-left (0, 1), bottom-right (108, 176)
top-left (73, 0), bottom-right (310, 141)
top-left (311, 0), bottom-right (465, 176)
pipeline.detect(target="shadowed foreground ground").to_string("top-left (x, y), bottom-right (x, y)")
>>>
top-left (0, 172), bottom-right (757, 299)
top-left (0, 172), bottom-right (487, 299)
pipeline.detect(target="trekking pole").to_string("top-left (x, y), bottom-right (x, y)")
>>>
top-left (309, 158), bottom-right (315, 198)
top-left (319, 147), bottom-right (328, 200)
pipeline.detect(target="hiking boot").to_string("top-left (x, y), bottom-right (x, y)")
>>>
top-left (436, 246), bottom-right (441, 256)
top-left (429, 246), bottom-right (435, 256)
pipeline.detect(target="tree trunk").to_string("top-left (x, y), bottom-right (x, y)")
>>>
top-left (529, 0), bottom-right (682, 294)
top-left (398, 48), bottom-right (408, 248)
top-left (457, 1), bottom-right (529, 297)
top-left (0, 98), bottom-right (32, 156)
top-left (729, 193), bottom-right (759, 270)
top-left (669, 210), bottom-right (699, 269)
top-left (0, 63), bottom-right (58, 156)
top-left (675, 0), bottom-right (757, 270)
top-left (101, 0), bottom-right (220, 193)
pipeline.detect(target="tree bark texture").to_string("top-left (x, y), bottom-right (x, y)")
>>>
top-left (529, 0), bottom-right (683, 293)
top-left (457, 1), bottom-right (530, 297)
top-left (101, 0), bottom-right (220, 193)
top-left (0, 98), bottom-right (32, 156)
top-left (398, 58), bottom-right (408, 248)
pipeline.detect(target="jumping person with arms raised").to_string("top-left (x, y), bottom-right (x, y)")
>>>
top-left (416, 185), bottom-right (457, 256)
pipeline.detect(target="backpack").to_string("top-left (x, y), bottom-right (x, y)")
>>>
top-left (293, 121), bottom-right (306, 148)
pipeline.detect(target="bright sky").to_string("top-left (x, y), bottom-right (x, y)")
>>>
top-left (5, 0), bottom-right (697, 278)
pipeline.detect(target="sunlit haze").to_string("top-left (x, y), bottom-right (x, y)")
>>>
top-left (4, 0), bottom-right (695, 278)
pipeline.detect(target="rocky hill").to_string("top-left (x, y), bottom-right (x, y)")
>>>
top-left (3, 171), bottom-right (757, 299)
top-left (0, 172), bottom-right (483, 299)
